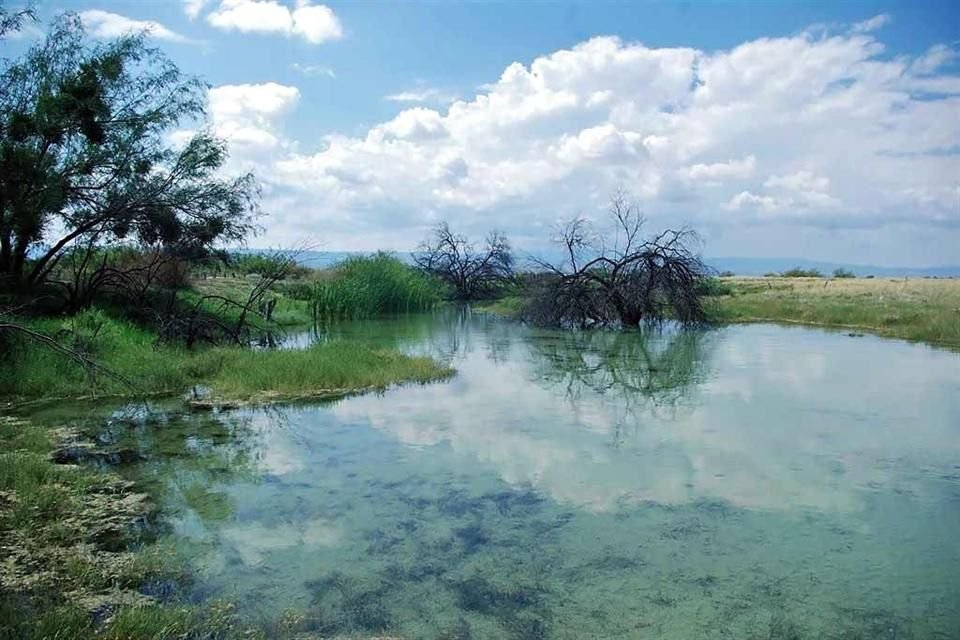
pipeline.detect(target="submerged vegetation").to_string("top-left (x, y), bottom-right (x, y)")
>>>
top-left (0, 416), bottom-right (249, 640)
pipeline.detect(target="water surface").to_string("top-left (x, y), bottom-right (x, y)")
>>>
top-left (36, 311), bottom-right (960, 638)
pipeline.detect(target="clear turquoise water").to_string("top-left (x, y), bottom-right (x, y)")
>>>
top-left (46, 311), bottom-right (960, 637)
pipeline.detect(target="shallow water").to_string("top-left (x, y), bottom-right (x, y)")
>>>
top-left (32, 311), bottom-right (960, 638)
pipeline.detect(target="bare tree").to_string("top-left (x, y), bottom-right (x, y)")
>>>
top-left (525, 191), bottom-right (710, 328)
top-left (415, 222), bottom-right (513, 300)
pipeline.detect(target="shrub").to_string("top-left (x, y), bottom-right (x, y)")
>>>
top-left (781, 267), bottom-right (823, 278)
top-left (832, 268), bottom-right (856, 278)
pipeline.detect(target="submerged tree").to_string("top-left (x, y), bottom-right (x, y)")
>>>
top-left (524, 191), bottom-right (710, 328)
top-left (414, 222), bottom-right (513, 300)
top-left (0, 14), bottom-right (258, 294)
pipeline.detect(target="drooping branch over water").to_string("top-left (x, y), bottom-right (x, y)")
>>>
top-left (523, 191), bottom-right (711, 329)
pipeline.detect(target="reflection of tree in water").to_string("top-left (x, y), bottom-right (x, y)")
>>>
top-left (527, 326), bottom-right (713, 446)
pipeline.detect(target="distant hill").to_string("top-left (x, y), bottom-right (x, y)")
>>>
top-left (239, 249), bottom-right (960, 278)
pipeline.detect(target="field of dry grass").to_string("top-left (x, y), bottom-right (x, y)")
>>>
top-left (712, 277), bottom-right (960, 349)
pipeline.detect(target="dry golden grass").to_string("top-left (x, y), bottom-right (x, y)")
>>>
top-left (712, 277), bottom-right (960, 349)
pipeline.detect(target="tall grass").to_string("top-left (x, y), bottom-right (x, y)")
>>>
top-left (309, 253), bottom-right (445, 319)
top-left (0, 307), bottom-right (452, 402)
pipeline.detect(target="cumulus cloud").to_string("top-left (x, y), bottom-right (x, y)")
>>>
top-left (203, 22), bottom-right (960, 260)
top-left (206, 0), bottom-right (343, 43)
top-left (171, 83), bottom-right (300, 174)
top-left (208, 82), bottom-right (300, 150)
top-left (80, 10), bottom-right (191, 43)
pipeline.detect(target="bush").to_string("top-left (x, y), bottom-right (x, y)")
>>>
top-left (780, 267), bottom-right (823, 278)
top-left (696, 278), bottom-right (734, 296)
top-left (832, 268), bottom-right (856, 278)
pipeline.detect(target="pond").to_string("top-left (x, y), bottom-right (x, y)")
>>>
top-left (25, 310), bottom-right (960, 638)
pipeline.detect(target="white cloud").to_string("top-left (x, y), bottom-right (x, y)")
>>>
top-left (80, 10), bottom-right (191, 43)
top-left (183, 0), bottom-right (212, 20)
top-left (292, 63), bottom-right (336, 78)
top-left (206, 27), bottom-right (960, 262)
top-left (172, 83), bottom-right (300, 168)
top-left (385, 88), bottom-right (458, 105)
top-left (911, 44), bottom-right (957, 76)
top-left (726, 191), bottom-right (780, 213)
top-left (679, 156), bottom-right (756, 183)
top-left (764, 170), bottom-right (830, 193)
top-left (209, 83), bottom-right (299, 149)
top-left (206, 0), bottom-right (343, 43)
top-left (851, 13), bottom-right (891, 34)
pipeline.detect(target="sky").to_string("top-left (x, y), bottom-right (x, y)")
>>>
top-left (6, 0), bottom-right (960, 266)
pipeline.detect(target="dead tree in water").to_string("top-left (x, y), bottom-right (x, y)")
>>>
top-left (525, 192), bottom-right (709, 329)
top-left (415, 223), bottom-right (513, 300)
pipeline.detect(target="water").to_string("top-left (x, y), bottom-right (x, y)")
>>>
top-left (32, 310), bottom-right (960, 638)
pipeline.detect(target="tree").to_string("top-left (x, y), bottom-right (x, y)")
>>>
top-left (0, 14), bottom-right (258, 293)
top-left (525, 191), bottom-right (710, 328)
top-left (415, 222), bottom-right (513, 300)
top-left (0, 3), bottom-right (35, 38)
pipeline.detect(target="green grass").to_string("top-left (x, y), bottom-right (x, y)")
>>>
top-left (475, 295), bottom-right (524, 318)
top-left (0, 307), bottom-right (453, 403)
top-left (710, 277), bottom-right (960, 349)
top-left (204, 341), bottom-right (452, 402)
top-left (187, 276), bottom-right (314, 326)
top-left (306, 253), bottom-right (446, 320)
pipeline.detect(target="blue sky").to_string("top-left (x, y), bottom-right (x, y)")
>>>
top-left (7, 1), bottom-right (960, 265)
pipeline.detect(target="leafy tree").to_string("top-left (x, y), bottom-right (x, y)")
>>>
top-left (0, 14), bottom-right (258, 293)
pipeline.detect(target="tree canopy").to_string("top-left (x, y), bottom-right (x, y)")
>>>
top-left (0, 13), bottom-right (259, 291)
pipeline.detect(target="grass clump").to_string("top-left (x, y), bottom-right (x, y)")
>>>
top-left (709, 277), bottom-right (960, 349)
top-left (204, 341), bottom-right (453, 402)
top-left (476, 296), bottom-right (524, 319)
top-left (0, 307), bottom-right (453, 403)
top-left (308, 253), bottom-right (445, 320)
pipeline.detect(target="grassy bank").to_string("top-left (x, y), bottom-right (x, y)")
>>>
top-left (0, 308), bottom-right (453, 404)
top-left (711, 277), bottom-right (960, 348)
top-left (477, 278), bottom-right (959, 349)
